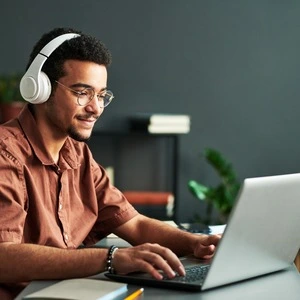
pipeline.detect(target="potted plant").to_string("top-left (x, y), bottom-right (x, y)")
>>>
top-left (188, 148), bottom-right (241, 225)
top-left (0, 73), bottom-right (25, 123)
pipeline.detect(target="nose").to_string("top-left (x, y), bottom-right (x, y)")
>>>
top-left (84, 94), bottom-right (104, 115)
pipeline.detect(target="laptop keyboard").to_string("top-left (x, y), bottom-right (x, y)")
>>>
top-left (164, 264), bottom-right (210, 283)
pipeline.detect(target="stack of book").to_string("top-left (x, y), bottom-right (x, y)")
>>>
top-left (129, 113), bottom-right (191, 134)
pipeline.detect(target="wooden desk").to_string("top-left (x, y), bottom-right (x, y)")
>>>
top-left (294, 250), bottom-right (300, 271)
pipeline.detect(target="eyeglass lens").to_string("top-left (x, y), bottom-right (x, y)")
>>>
top-left (77, 88), bottom-right (114, 107)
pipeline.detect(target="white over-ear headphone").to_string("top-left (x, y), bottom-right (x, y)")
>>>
top-left (20, 33), bottom-right (80, 104)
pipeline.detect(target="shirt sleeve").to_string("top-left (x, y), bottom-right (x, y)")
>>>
top-left (83, 158), bottom-right (138, 245)
top-left (0, 149), bottom-right (27, 243)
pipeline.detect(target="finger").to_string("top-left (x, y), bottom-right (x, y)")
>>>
top-left (194, 244), bottom-right (216, 258)
top-left (133, 257), bottom-right (165, 280)
top-left (200, 234), bottom-right (221, 246)
top-left (143, 244), bottom-right (184, 278)
top-left (143, 251), bottom-right (177, 279)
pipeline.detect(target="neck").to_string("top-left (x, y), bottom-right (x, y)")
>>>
top-left (32, 106), bottom-right (67, 164)
top-left (47, 142), bottom-right (64, 164)
top-left (42, 133), bottom-right (66, 165)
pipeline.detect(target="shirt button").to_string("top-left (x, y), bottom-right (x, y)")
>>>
top-left (64, 233), bottom-right (69, 241)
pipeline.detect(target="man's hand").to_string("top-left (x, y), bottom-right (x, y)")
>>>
top-left (112, 243), bottom-right (186, 280)
top-left (193, 234), bottom-right (221, 259)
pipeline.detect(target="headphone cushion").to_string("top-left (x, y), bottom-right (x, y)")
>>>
top-left (20, 71), bottom-right (51, 104)
top-left (37, 71), bottom-right (51, 104)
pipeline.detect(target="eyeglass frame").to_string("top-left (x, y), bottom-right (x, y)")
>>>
top-left (54, 80), bottom-right (114, 107)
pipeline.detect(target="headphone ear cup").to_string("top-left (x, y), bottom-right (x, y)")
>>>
top-left (20, 71), bottom-right (51, 104)
top-left (20, 74), bottom-right (38, 103)
top-left (37, 71), bottom-right (51, 103)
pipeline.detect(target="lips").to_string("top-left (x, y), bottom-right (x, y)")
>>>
top-left (79, 118), bottom-right (96, 123)
top-left (77, 116), bottom-right (98, 128)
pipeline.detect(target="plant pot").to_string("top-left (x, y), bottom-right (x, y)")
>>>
top-left (0, 102), bottom-right (25, 123)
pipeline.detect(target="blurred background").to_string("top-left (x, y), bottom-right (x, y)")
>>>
top-left (1, 0), bottom-right (300, 222)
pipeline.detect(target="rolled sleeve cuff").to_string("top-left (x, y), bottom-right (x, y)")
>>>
top-left (0, 230), bottom-right (22, 243)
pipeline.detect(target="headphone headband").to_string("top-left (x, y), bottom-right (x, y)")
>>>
top-left (20, 33), bottom-right (80, 104)
top-left (39, 33), bottom-right (79, 57)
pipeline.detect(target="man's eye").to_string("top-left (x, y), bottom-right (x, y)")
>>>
top-left (78, 90), bottom-right (89, 97)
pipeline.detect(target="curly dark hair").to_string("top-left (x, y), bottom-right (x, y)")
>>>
top-left (26, 27), bottom-right (112, 86)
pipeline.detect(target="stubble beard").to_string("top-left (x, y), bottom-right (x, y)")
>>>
top-left (67, 126), bottom-right (92, 142)
top-left (67, 113), bottom-right (99, 142)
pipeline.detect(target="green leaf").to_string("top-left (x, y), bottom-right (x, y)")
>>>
top-left (188, 180), bottom-right (209, 200)
top-left (188, 147), bottom-right (241, 222)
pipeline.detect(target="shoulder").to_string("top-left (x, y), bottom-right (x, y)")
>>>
top-left (0, 120), bottom-right (31, 162)
top-left (0, 119), bottom-right (24, 142)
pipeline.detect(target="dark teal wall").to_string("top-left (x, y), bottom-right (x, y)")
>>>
top-left (1, 1), bottom-right (300, 221)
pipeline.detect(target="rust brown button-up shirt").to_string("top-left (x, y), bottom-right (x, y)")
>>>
top-left (0, 105), bottom-right (138, 298)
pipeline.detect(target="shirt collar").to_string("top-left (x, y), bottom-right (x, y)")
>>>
top-left (18, 104), bottom-right (80, 170)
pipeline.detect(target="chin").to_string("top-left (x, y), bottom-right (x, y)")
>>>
top-left (68, 128), bottom-right (92, 142)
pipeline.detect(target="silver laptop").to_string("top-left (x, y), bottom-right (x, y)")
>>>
top-left (106, 173), bottom-right (300, 291)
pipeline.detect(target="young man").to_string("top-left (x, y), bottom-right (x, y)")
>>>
top-left (0, 27), bottom-right (220, 299)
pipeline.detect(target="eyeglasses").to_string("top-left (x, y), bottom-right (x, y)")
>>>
top-left (55, 81), bottom-right (114, 108)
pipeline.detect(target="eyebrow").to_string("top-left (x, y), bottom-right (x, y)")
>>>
top-left (70, 83), bottom-right (107, 92)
